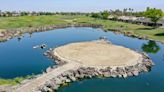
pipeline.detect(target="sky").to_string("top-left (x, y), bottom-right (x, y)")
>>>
top-left (0, 0), bottom-right (164, 12)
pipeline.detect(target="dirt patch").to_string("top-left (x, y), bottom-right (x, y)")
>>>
top-left (54, 40), bottom-right (142, 67)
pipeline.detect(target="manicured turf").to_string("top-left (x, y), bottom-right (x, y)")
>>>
top-left (0, 15), bottom-right (69, 29)
top-left (1, 15), bottom-right (163, 41)
top-left (75, 16), bottom-right (164, 41)
top-left (0, 15), bottom-right (164, 85)
top-left (0, 76), bottom-right (32, 85)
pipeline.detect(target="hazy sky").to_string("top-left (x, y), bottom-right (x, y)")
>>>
top-left (0, 0), bottom-right (164, 12)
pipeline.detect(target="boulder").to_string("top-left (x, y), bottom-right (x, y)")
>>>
top-left (132, 70), bottom-right (139, 76)
top-left (103, 72), bottom-right (111, 77)
top-left (111, 71), bottom-right (117, 78)
top-left (122, 73), bottom-right (128, 78)
top-left (55, 78), bottom-right (62, 85)
top-left (40, 86), bottom-right (52, 92)
top-left (0, 32), bottom-right (4, 37)
top-left (65, 79), bottom-right (71, 83)
top-left (53, 84), bottom-right (60, 90)
top-left (127, 72), bottom-right (133, 76)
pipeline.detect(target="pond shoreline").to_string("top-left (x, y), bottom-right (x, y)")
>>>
top-left (107, 28), bottom-right (164, 44)
top-left (0, 24), bottom-right (159, 91)
top-left (0, 23), bottom-right (164, 43)
top-left (14, 40), bottom-right (154, 92)
top-left (0, 24), bottom-right (102, 42)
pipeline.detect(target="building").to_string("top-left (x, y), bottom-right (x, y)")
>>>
top-left (108, 15), bottom-right (163, 27)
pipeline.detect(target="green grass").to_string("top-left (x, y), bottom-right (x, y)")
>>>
top-left (0, 29), bottom-right (5, 32)
top-left (0, 15), bottom-right (69, 29)
top-left (75, 16), bottom-right (164, 42)
top-left (133, 29), bottom-right (164, 41)
top-left (0, 15), bottom-right (164, 85)
top-left (0, 76), bottom-right (32, 85)
top-left (0, 78), bottom-right (24, 85)
top-left (0, 15), bottom-right (164, 41)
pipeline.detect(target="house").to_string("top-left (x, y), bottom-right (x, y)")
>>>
top-left (108, 15), bottom-right (163, 27)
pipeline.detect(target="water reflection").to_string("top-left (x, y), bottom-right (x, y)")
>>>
top-left (141, 40), bottom-right (160, 54)
top-left (29, 32), bottom-right (33, 38)
top-left (17, 37), bottom-right (21, 41)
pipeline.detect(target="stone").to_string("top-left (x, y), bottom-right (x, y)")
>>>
top-left (111, 71), bottom-right (117, 78)
top-left (127, 72), bottom-right (133, 76)
top-left (55, 78), bottom-right (62, 85)
top-left (53, 84), bottom-right (60, 90)
top-left (34, 89), bottom-right (40, 92)
top-left (45, 81), bottom-right (55, 89)
top-left (71, 76), bottom-right (77, 81)
top-left (118, 74), bottom-right (122, 78)
top-left (15, 40), bottom-right (154, 92)
top-left (103, 72), bottom-right (111, 77)
top-left (0, 32), bottom-right (4, 37)
top-left (122, 73), bottom-right (128, 78)
top-left (74, 73), bottom-right (80, 78)
top-left (41, 86), bottom-right (51, 92)
top-left (46, 67), bottom-right (52, 72)
top-left (65, 79), bottom-right (71, 83)
top-left (79, 74), bottom-right (85, 78)
top-left (133, 70), bottom-right (139, 76)
top-left (141, 65), bottom-right (148, 72)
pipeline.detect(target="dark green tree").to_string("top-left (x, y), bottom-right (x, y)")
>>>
top-left (91, 13), bottom-right (102, 18)
top-left (91, 10), bottom-right (110, 19)
top-left (144, 8), bottom-right (163, 25)
top-left (101, 10), bottom-right (110, 19)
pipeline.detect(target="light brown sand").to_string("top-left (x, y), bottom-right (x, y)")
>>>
top-left (15, 40), bottom-right (143, 92)
top-left (54, 40), bottom-right (142, 67)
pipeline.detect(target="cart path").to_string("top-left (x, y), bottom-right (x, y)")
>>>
top-left (15, 62), bottom-right (81, 92)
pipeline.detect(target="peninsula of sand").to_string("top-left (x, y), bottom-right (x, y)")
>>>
top-left (14, 40), bottom-right (154, 92)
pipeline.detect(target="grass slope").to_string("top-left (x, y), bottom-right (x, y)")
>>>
top-left (0, 15), bottom-right (164, 85)
top-left (0, 15), bottom-right (164, 41)
top-left (75, 16), bottom-right (164, 41)
top-left (0, 76), bottom-right (32, 85)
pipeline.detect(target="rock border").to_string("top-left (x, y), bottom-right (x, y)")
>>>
top-left (0, 24), bottom-right (102, 42)
top-left (36, 42), bottom-right (154, 92)
top-left (0, 23), bottom-right (164, 43)
top-left (106, 28), bottom-right (164, 43)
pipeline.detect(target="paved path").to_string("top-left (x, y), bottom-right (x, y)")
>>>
top-left (15, 62), bottom-right (81, 92)
top-left (0, 86), bottom-right (12, 92)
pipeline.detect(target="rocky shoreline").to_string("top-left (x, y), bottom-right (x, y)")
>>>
top-left (0, 25), bottom-right (157, 92)
top-left (10, 40), bottom-right (155, 92)
top-left (34, 47), bottom-right (154, 92)
top-left (0, 23), bottom-right (164, 43)
top-left (107, 28), bottom-right (164, 43)
top-left (0, 23), bottom-right (102, 42)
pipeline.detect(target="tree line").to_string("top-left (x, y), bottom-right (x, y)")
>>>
top-left (90, 7), bottom-right (164, 25)
top-left (0, 7), bottom-right (163, 25)
top-left (0, 11), bottom-right (88, 17)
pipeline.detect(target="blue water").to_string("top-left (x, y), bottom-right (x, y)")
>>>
top-left (0, 27), bottom-right (164, 92)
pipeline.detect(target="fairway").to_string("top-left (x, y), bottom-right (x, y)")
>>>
top-left (0, 15), bottom-right (164, 42)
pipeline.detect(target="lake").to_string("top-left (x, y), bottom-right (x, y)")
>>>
top-left (0, 27), bottom-right (164, 92)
